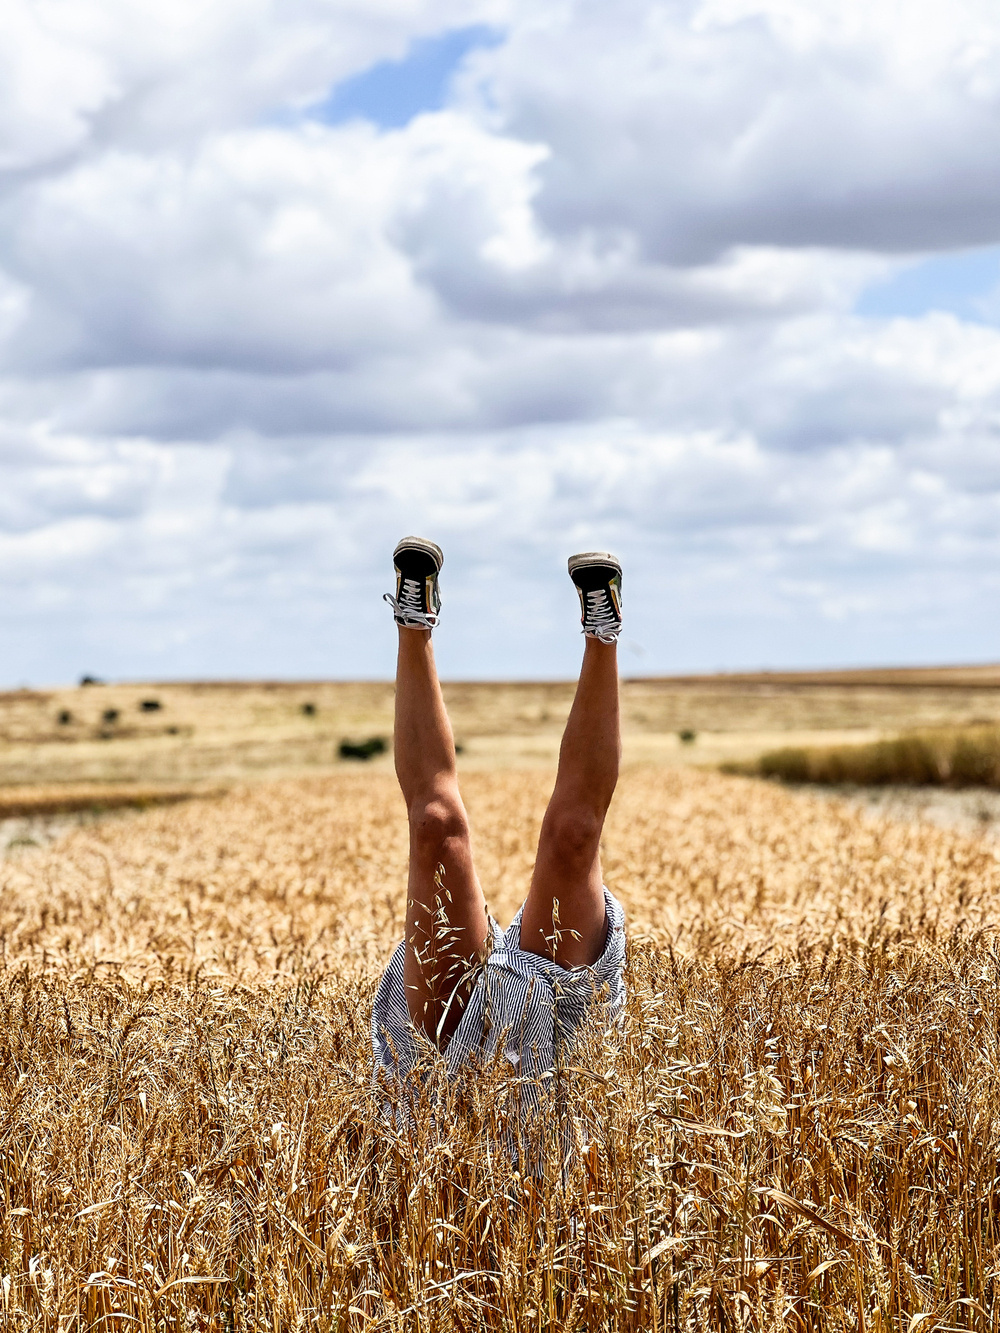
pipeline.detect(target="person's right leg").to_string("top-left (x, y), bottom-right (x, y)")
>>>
top-left (388, 539), bottom-right (489, 1048)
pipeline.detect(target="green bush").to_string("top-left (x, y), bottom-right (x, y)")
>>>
top-left (338, 735), bottom-right (388, 761)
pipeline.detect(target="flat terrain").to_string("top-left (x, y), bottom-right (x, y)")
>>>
top-left (4, 663), bottom-right (1000, 791)
top-left (3, 765), bottom-right (1000, 1329)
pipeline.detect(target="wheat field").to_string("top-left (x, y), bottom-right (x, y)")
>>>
top-left (3, 765), bottom-right (1000, 1331)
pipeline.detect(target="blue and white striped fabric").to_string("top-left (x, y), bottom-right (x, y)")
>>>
top-left (371, 888), bottom-right (626, 1096)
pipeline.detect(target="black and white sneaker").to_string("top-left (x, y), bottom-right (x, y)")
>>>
top-left (568, 551), bottom-right (622, 644)
top-left (384, 536), bottom-right (443, 629)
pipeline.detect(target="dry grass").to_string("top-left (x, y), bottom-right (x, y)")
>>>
top-left (745, 725), bottom-right (1000, 789)
top-left (0, 784), bottom-right (221, 819)
top-left (3, 767), bottom-right (1000, 1330)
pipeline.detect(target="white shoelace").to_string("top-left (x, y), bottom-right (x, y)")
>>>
top-left (583, 588), bottom-right (621, 644)
top-left (383, 577), bottom-right (439, 629)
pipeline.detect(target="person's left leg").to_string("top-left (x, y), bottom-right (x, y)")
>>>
top-left (519, 554), bottom-right (622, 968)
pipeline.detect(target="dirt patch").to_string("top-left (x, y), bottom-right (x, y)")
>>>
top-left (818, 783), bottom-right (1000, 841)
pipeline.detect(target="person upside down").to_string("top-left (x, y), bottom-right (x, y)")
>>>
top-left (372, 538), bottom-right (627, 1102)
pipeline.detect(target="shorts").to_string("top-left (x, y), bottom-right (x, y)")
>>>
top-left (371, 887), bottom-right (626, 1095)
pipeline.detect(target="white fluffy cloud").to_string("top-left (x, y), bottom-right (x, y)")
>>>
top-left (483, 0), bottom-right (1000, 259)
top-left (1, 0), bottom-right (1000, 682)
top-left (0, 0), bottom-right (508, 167)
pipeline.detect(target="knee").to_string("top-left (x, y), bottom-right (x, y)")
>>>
top-left (542, 805), bottom-right (602, 867)
top-left (409, 796), bottom-right (469, 857)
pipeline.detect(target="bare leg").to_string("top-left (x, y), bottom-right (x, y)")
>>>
top-left (395, 627), bottom-right (489, 1046)
top-left (519, 637), bottom-right (620, 967)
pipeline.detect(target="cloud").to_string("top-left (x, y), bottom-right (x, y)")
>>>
top-left (5, 110), bottom-right (867, 396)
top-left (1, 0), bottom-right (1000, 683)
top-left (480, 0), bottom-right (1000, 261)
top-left (0, 0), bottom-right (511, 170)
top-left (1, 123), bottom-right (444, 375)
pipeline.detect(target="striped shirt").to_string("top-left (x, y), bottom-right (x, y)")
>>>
top-left (371, 888), bottom-right (626, 1098)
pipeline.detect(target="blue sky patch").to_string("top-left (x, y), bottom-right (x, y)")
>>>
top-left (856, 246), bottom-right (1000, 323)
top-left (312, 24), bottom-right (503, 129)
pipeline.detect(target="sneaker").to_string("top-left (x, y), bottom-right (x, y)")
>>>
top-left (568, 551), bottom-right (622, 644)
top-left (384, 536), bottom-right (443, 629)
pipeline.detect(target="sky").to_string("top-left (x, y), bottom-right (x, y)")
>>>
top-left (3, 0), bottom-right (1000, 684)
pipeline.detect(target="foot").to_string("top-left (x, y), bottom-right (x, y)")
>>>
top-left (568, 551), bottom-right (622, 644)
top-left (384, 536), bottom-right (444, 629)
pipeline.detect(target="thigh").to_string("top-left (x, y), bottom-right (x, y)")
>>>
top-left (403, 789), bottom-right (490, 1047)
top-left (518, 803), bottom-right (608, 968)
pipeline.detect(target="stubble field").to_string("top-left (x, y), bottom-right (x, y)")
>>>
top-left (3, 752), bottom-right (1000, 1331)
top-left (4, 664), bottom-right (1000, 794)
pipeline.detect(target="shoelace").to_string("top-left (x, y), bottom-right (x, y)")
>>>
top-left (383, 577), bottom-right (439, 629)
top-left (583, 588), bottom-right (621, 644)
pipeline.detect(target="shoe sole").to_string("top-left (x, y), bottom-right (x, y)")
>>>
top-left (567, 550), bottom-right (621, 577)
top-left (393, 535), bottom-right (444, 571)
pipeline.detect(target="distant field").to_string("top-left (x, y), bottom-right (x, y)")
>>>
top-left (3, 664), bottom-right (1000, 793)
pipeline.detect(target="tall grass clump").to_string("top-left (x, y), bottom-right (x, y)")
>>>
top-left (747, 723), bottom-right (1000, 787)
top-left (3, 768), bottom-right (1000, 1329)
